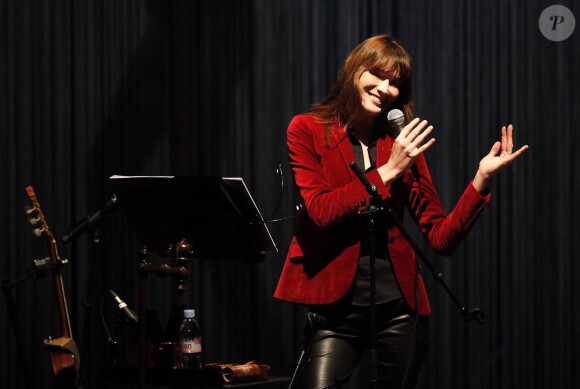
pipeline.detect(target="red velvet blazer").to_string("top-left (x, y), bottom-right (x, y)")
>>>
top-left (274, 115), bottom-right (490, 315)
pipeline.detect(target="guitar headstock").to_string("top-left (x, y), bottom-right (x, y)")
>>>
top-left (24, 185), bottom-right (54, 241)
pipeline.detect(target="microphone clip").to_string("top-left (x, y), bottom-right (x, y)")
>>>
top-left (62, 194), bottom-right (118, 244)
top-left (349, 161), bottom-right (384, 212)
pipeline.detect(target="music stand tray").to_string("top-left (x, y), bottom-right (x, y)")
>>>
top-left (109, 176), bottom-right (277, 262)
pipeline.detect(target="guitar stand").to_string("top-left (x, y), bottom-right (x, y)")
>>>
top-left (1, 258), bottom-right (64, 389)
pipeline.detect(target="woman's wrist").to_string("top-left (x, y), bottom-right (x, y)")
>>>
top-left (378, 164), bottom-right (398, 186)
top-left (472, 170), bottom-right (490, 193)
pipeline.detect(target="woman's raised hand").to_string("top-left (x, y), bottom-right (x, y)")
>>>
top-left (473, 124), bottom-right (529, 192)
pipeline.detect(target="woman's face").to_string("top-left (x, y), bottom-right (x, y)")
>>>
top-left (357, 67), bottom-right (401, 118)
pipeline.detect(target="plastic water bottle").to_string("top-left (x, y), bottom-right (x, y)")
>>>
top-left (178, 309), bottom-right (203, 369)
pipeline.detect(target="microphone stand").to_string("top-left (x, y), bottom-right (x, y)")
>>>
top-left (61, 194), bottom-right (118, 244)
top-left (349, 162), bottom-right (382, 389)
top-left (61, 194), bottom-right (118, 387)
top-left (363, 196), bottom-right (381, 388)
top-left (348, 162), bottom-right (485, 387)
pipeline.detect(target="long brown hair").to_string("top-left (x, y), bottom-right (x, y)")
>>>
top-left (307, 35), bottom-right (414, 133)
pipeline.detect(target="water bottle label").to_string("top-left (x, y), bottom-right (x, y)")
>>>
top-left (180, 338), bottom-right (202, 353)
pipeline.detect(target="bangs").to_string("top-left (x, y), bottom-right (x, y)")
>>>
top-left (371, 48), bottom-right (412, 84)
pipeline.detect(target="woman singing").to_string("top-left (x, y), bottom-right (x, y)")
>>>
top-left (274, 35), bottom-right (527, 388)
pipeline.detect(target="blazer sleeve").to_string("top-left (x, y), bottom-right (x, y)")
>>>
top-left (406, 155), bottom-right (491, 256)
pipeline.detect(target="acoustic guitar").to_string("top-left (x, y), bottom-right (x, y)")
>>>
top-left (25, 186), bottom-right (81, 388)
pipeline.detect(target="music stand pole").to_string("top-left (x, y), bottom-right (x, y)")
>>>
top-left (137, 246), bottom-right (150, 389)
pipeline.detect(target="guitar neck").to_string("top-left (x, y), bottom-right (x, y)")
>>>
top-left (52, 255), bottom-right (73, 340)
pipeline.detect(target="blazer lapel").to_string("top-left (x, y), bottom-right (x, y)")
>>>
top-left (331, 129), bottom-right (356, 182)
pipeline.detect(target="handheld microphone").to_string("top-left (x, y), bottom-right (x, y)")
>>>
top-left (387, 108), bottom-right (421, 179)
top-left (62, 194), bottom-right (118, 243)
top-left (387, 109), bottom-right (405, 136)
top-left (109, 290), bottom-right (139, 325)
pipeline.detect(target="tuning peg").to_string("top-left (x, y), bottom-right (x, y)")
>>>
top-left (32, 227), bottom-right (43, 237)
top-left (28, 216), bottom-right (41, 225)
top-left (24, 205), bottom-right (36, 215)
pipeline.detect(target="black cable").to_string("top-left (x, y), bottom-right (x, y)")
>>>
top-left (263, 163), bottom-right (284, 223)
top-left (100, 297), bottom-right (113, 345)
top-left (263, 163), bottom-right (304, 224)
top-left (288, 312), bottom-right (326, 389)
top-left (265, 203), bottom-right (303, 223)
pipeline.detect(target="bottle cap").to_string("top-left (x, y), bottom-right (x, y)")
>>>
top-left (183, 309), bottom-right (196, 318)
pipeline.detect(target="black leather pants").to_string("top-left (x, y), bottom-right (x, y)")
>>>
top-left (296, 298), bottom-right (429, 389)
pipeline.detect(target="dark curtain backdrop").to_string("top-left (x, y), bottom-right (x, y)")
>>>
top-left (1, 1), bottom-right (578, 388)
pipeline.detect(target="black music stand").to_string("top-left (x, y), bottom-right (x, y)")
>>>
top-left (109, 175), bottom-right (277, 261)
top-left (108, 176), bottom-right (278, 388)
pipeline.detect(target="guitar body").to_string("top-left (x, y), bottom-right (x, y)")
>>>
top-left (45, 337), bottom-right (81, 387)
top-left (25, 186), bottom-right (82, 388)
